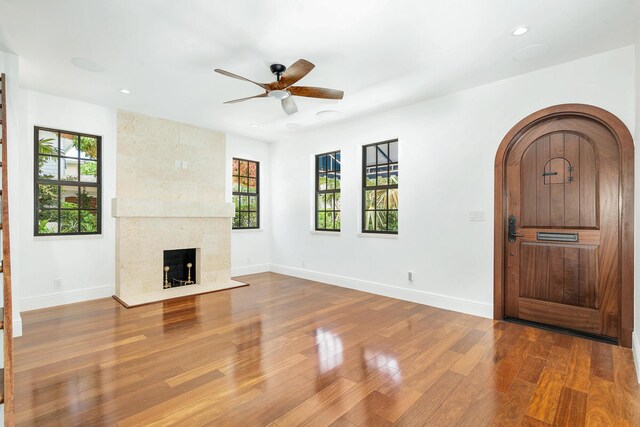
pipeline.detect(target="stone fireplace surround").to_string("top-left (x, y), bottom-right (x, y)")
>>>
top-left (113, 111), bottom-right (245, 307)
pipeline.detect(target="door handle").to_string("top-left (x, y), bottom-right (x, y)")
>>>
top-left (508, 215), bottom-right (523, 242)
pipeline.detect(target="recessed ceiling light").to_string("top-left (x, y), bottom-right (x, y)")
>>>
top-left (285, 123), bottom-right (301, 130)
top-left (316, 110), bottom-right (343, 122)
top-left (250, 123), bottom-right (259, 128)
top-left (70, 57), bottom-right (105, 73)
top-left (511, 26), bottom-right (529, 36)
top-left (120, 89), bottom-right (131, 94)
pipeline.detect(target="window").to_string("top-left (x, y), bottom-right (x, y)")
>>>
top-left (35, 127), bottom-right (101, 235)
top-left (362, 139), bottom-right (398, 233)
top-left (232, 158), bottom-right (259, 229)
top-left (315, 150), bottom-right (341, 231)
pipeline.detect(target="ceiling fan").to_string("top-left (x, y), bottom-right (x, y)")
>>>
top-left (214, 59), bottom-right (344, 115)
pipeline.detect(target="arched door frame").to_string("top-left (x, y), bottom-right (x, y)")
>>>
top-left (493, 104), bottom-right (634, 347)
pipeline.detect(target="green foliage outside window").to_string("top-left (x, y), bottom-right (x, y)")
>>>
top-left (35, 128), bottom-right (100, 235)
top-left (363, 140), bottom-right (399, 233)
top-left (232, 158), bottom-right (259, 229)
top-left (316, 151), bottom-right (341, 231)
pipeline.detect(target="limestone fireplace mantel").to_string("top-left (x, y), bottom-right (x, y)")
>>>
top-left (113, 111), bottom-right (245, 307)
top-left (111, 198), bottom-right (235, 218)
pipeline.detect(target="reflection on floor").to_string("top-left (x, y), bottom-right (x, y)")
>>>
top-left (14, 272), bottom-right (640, 425)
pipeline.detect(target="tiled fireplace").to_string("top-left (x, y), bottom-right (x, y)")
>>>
top-left (112, 111), bottom-right (244, 307)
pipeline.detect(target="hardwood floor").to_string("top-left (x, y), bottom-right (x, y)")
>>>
top-left (14, 272), bottom-right (640, 426)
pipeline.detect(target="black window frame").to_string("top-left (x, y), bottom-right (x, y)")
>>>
top-left (34, 126), bottom-right (102, 236)
top-left (362, 139), bottom-right (398, 234)
top-left (232, 157), bottom-right (260, 230)
top-left (315, 150), bottom-right (341, 232)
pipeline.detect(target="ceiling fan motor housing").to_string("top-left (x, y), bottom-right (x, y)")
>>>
top-left (270, 63), bottom-right (287, 80)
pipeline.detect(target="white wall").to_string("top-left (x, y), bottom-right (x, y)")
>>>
top-left (19, 91), bottom-right (117, 311)
top-left (226, 134), bottom-right (271, 276)
top-left (270, 46), bottom-right (636, 319)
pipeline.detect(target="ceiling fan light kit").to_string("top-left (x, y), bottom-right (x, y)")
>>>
top-left (268, 89), bottom-right (290, 100)
top-left (214, 59), bottom-right (344, 115)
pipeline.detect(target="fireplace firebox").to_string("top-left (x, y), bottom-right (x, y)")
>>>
top-left (163, 248), bottom-right (197, 288)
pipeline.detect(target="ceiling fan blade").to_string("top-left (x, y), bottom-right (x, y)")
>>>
top-left (281, 97), bottom-right (298, 115)
top-left (214, 69), bottom-right (268, 89)
top-left (272, 59), bottom-right (315, 90)
top-left (288, 86), bottom-right (344, 100)
top-left (223, 92), bottom-right (268, 104)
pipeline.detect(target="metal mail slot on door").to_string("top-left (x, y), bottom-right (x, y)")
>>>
top-left (536, 232), bottom-right (579, 242)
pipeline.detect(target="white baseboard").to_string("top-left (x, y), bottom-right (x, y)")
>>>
top-left (231, 263), bottom-right (271, 277)
top-left (633, 331), bottom-right (640, 383)
top-left (21, 285), bottom-right (115, 312)
top-left (269, 264), bottom-right (493, 319)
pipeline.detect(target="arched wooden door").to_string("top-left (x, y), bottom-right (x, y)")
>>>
top-left (494, 105), bottom-right (634, 346)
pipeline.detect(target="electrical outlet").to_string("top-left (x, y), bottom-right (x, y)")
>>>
top-left (408, 271), bottom-right (414, 281)
top-left (301, 260), bottom-right (306, 268)
top-left (247, 257), bottom-right (251, 265)
top-left (53, 278), bottom-right (62, 289)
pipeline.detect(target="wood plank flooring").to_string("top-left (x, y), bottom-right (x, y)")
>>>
top-left (14, 272), bottom-right (640, 426)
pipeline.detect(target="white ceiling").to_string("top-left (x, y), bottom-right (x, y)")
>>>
top-left (0, 0), bottom-right (638, 141)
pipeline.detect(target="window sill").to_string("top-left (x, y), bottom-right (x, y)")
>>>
top-left (309, 230), bottom-right (341, 236)
top-left (232, 228), bottom-right (264, 233)
top-left (357, 232), bottom-right (398, 239)
top-left (34, 234), bottom-right (104, 241)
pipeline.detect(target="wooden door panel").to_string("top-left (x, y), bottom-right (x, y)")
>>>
top-left (549, 133), bottom-right (565, 226)
top-left (579, 137), bottom-right (597, 227)
top-left (518, 298), bottom-right (600, 333)
top-left (549, 246), bottom-right (564, 302)
top-left (506, 120), bottom-right (571, 166)
top-left (563, 134), bottom-right (580, 225)
top-left (595, 122), bottom-right (620, 338)
top-left (519, 243), bottom-right (598, 309)
top-left (579, 247), bottom-right (598, 308)
top-left (521, 132), bottom-right (596, 228)
top-left (563, 247), bottom-right (580, 306)
top-left (521, 144), bottom-right (537, 226)
top-left (506, 116), bottom-right (620, 340)
top-left (519, 244), bottom-right (549, 300)
top-left (535, 136), bottom-right (550, 226)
